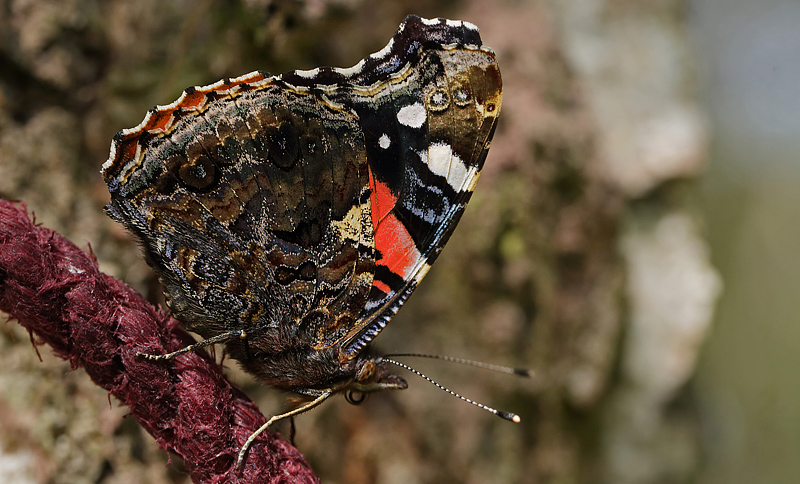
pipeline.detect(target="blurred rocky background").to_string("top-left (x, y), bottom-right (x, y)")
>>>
top-left (0, 0), bottom-right (794, 483)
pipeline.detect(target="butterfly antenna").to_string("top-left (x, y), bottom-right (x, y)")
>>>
top-left (385, 353), bottom-right (531, 377)
top-left (381, 358), bottom-right (522, 423)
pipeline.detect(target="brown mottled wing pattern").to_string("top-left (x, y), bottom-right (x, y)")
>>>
top-left (104, 77), bottom-right (375, 349)
top-left (102, 15), bottom-right (501, 360)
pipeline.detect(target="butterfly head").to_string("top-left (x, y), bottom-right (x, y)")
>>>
top-left (347, 356), bottom-right (408, 395)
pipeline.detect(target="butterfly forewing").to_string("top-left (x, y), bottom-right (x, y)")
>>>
top-left (325, 25), bottom-right (503, 356)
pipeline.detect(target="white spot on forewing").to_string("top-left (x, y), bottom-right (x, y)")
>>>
top-left (396, 102), bottom-right (426, 128)
top-left (378, 134), bottom-right (391, 149)
top-left (423, 142), bottom-right (469, 191)
top-left (421, 17), bottom-right (441, 26)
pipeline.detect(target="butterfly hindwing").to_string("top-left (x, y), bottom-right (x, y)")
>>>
top-left (104, 77), bottom-right (376, 345)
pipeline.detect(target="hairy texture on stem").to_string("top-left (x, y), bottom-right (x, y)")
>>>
top-left (0, 199), bottom-right (318, 484)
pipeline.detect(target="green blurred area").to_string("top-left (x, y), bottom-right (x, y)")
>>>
top-left (699, 161), bottom-right (800, 483)
top-left (693, 0), bottom-right (800, 482)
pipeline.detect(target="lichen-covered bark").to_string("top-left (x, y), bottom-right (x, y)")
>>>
top-left (549, 2), bottom-right (721, 482)
top-left (0, 0), bottom-right (717, 483)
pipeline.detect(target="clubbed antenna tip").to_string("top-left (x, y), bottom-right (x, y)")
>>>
top-left (498, 411), bottom-right (522, 423)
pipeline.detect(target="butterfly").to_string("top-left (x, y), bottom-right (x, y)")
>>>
top-left (102, 14), bottom-right (505, 467)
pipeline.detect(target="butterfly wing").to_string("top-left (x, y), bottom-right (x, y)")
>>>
top-left (346, 18), bottom-right (502, 356)
top-left (102, 15), bottom-right (501, 362)
top-left (103, 75), bottom-right (377, 345)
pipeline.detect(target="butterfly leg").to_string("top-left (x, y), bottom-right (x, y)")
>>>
top-left (137, 329), bottom-right (245, 360)
top-left (236, 390), bottom-right (333, 469)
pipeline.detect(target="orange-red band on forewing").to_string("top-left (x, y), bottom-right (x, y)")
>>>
top-left (369, 170), bottom-right (421, 284)
top-left (368, 168), bottom-right (397, 231)
top-left (369, 168), bottom-right (422, 282)
top-left (374, 212), bottom-right (421, 281)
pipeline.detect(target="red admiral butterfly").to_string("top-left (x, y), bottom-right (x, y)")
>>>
top-left (103, 15), bottom-right (509, 467)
